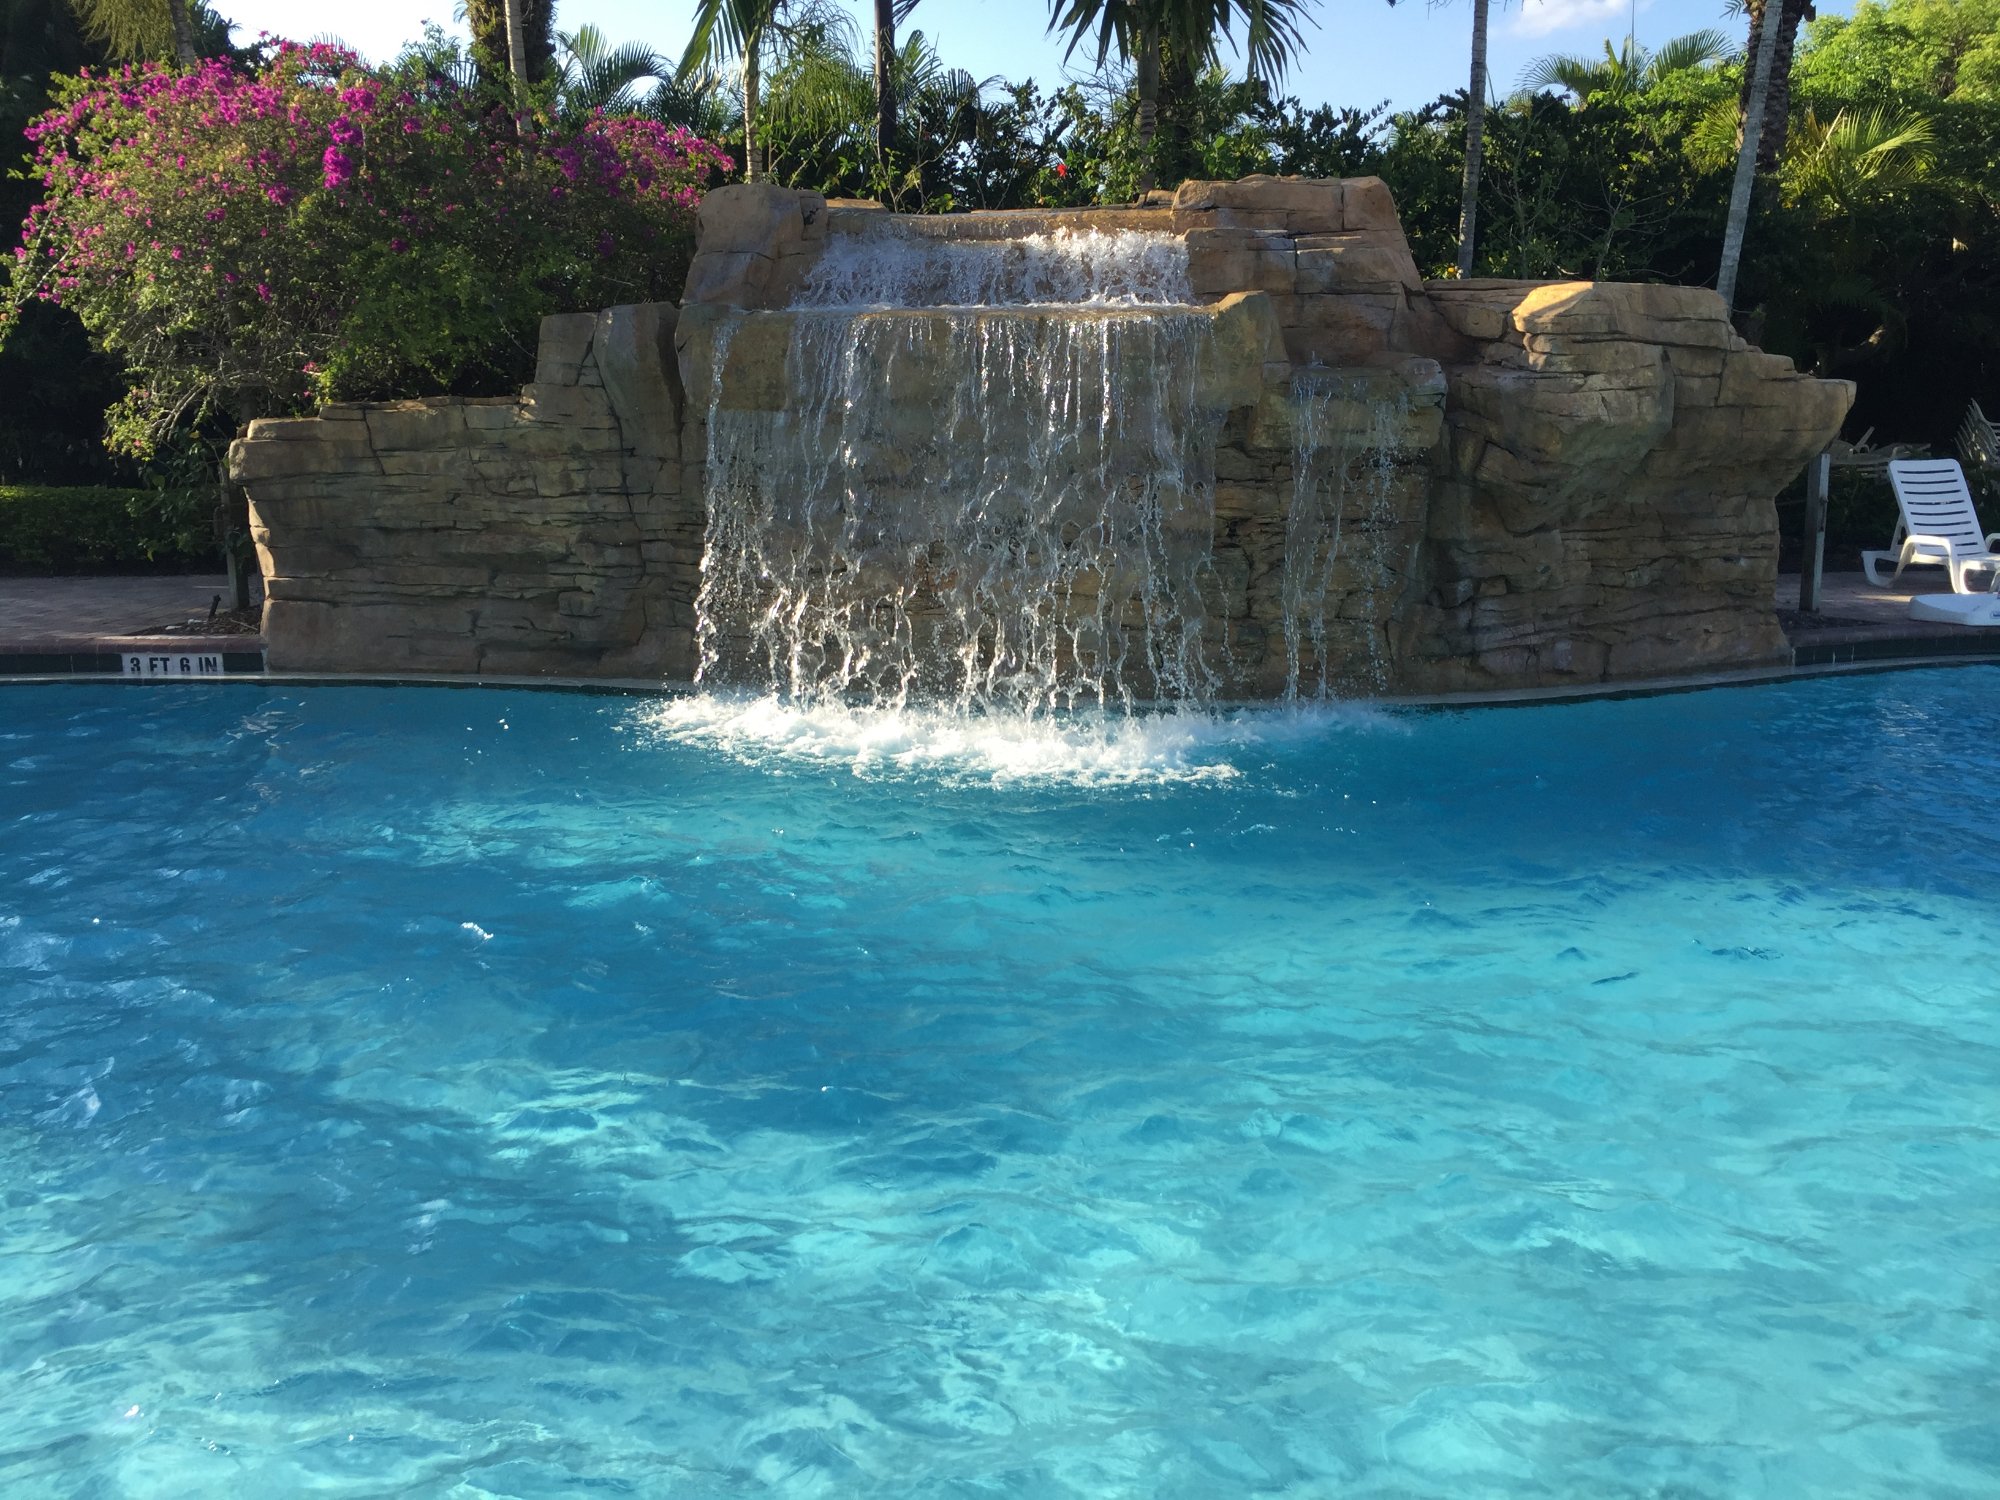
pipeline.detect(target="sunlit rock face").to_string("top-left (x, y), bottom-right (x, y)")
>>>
top-left (1408, 280), bottom-right (1853, 687)
top-left (233, 174), bottom-right (1850, 695)
top-left (675, 177), bottom-right (1848, 697)
top-left (233, 303), bottom-right (703, 679)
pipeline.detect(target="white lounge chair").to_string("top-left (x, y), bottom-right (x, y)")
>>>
top-left (1863, 459), bottom-right (2000, 593)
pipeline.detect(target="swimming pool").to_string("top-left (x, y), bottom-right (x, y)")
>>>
top-left (4, 673), bottom-right (1998, 1495)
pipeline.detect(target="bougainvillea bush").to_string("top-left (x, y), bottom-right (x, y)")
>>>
top-left (6, 42), bottom-right (731, 456)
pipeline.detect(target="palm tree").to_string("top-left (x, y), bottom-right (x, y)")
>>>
top-left (1388, 0), bottom-right (1494, 277)
top-left (1046, 0), bottom-right (1319, 194)
top-left (463, 0), bottom-right (554, 87)
top-left (1520, 29), bottom-right (1736, 103)
top-left (874, 0), bottom-right (913, 168)
top-left (1733, 0), bottom-right (1814, 171)
top-left (1783, 105), bottom-right (1933, 215)
top-left (553, 26), bottom-right (665, 123)
top-left (1715, 0), bottom-right (1785, 311)
top-left (679, 0), bottom-right (782, 180)
top-left (502, 0), bottom-right (529, 105)
top-left (67, 0), bottom-right (197, 66)
top-left (1454, 0), bottom-right (1487, 277)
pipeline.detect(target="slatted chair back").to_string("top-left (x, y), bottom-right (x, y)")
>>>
top-left (1959, 399), bottom-right (1999, 477)
top-left (1887, 459), bottom-right (1989, 554)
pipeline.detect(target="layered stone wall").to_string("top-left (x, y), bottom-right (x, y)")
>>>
top-left (235, 304), bottom-right (700, 677)
top-left (232, 174), bottom-right (1855, 696)
top-left (677, 291), bottom-right (1446, 699)
top-left (1407, 280), bottom-right (1851, 688)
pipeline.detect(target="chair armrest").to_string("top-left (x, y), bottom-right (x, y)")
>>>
top-left (1984, 533), bottom-right (2000, 551)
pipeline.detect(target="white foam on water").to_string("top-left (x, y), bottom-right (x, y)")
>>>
top-left (634, 693), bottom-right (1400, 788)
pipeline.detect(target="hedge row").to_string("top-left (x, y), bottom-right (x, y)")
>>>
top-left (0, 485), bottom-right (219, 573)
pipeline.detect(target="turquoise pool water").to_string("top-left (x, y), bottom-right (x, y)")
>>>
top-left (3, 674), bottom-right (1998, 1496)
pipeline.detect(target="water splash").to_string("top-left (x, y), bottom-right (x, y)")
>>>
top-left (695, 306), bottom-right (1224, 715)
top-left (795, 226), bottom-right (1192, 309)
top-left (635, 691), bottom-right (1398, 787)
top-left (1282, 371), bottom-right (1415, 700)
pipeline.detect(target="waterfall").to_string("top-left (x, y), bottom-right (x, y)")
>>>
top-left (1283, 372), bottom-right (1414, 700)
top-left (694, 229), bottom-right (1225, 714)
top-left (696, 307), bottom-right (1222, 713)
top-left (795, 226), bottom-right (1193, 310)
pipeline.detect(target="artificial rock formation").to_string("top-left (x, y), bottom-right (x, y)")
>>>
top-left (232, 174), bottom-right (1853, 696)
top-left (1409, 280), bottom-right (1851, 686)
top-left (236, 304), bottom-right (702, 677)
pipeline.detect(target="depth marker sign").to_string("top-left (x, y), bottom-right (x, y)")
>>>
top-left (123, 653), bottom-right (224, 676)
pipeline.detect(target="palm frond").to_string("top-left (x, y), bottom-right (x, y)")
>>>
top-left (1224, 0), bottom-right (1317, 84)
top-left (1786, 104), bottom-right (1935, 209)
top-left (390, 24), bottom-right (483, 93)
top-left (1646, 27), bottom-right (1736, 79)
top-left (1518, 52), bottom-right (1602, 97)
top-left (71, 0), bottom-right (176, 62)
top-left (1048, 0), bottom-right (1136, 70)
top-left (647, 65), bottom-right (740, 136)
top-left (678, 0), bottom-right (758, 81)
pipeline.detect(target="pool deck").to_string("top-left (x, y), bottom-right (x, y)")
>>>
top-left (0, 574), bottom-right (266, 678)
top-left (1777, 570), bottom-right (2000, 665)
top-left (4, 570), bottom-right (2000, 694)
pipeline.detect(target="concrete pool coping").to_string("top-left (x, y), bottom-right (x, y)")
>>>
top-left (7, 652), bottom-right (2000, 714)
top-left (6, 570), bottom-right (2000, 707)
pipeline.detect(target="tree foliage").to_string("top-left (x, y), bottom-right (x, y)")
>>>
top-left (1046, 0), bottom-right (1320, 190)
top-left (2, 0), bottom-right (1995, 479)
top-left (4, 40), bottom-right (730, 456)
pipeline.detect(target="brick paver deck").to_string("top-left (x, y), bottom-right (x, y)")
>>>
top-left (1, 574), bottom-right (264, 675)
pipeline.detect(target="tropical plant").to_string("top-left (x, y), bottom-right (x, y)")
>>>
top-left (1046, 0), bottom-right (1321, 193)
top-left (1782, 103), bottom-right (1934, 212)
top-left (644, 65), bottom-right (740, 141)
top-left (757, 22), bottom-right (989, 208)
top-left (67, 0), bottom-right (196, 66)
top-left (1521, 30), bottom-right (1737, 102)
top-left (4, 41), bottom-right (731, 457)
top-left (1716, 0), bottom-right (1787, 307)
top-left (1790, 0), bottom-right (2000, 103)
top-left (554, 25), bottom-right (665, 124)
top-left (677, 0), bottom-right (780, 179)
top-left (462, 0), bottom-right (553, 86)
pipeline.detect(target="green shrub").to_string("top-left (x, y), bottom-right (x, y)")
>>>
top-left (0, 485), bottom-right (217, 573)
top-left (8, 42), bottom-right (728, 458)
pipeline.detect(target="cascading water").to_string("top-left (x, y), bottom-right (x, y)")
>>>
top-left (693, 227), bottom-right (1224, 715)
top-left (794, 225), bottom-right (1194, 309)
top-left (1282, 371), bottom-right (1415, 700)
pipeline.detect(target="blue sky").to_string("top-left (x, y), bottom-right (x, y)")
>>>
top-left (226, 0), bottom-right (1854, 113)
